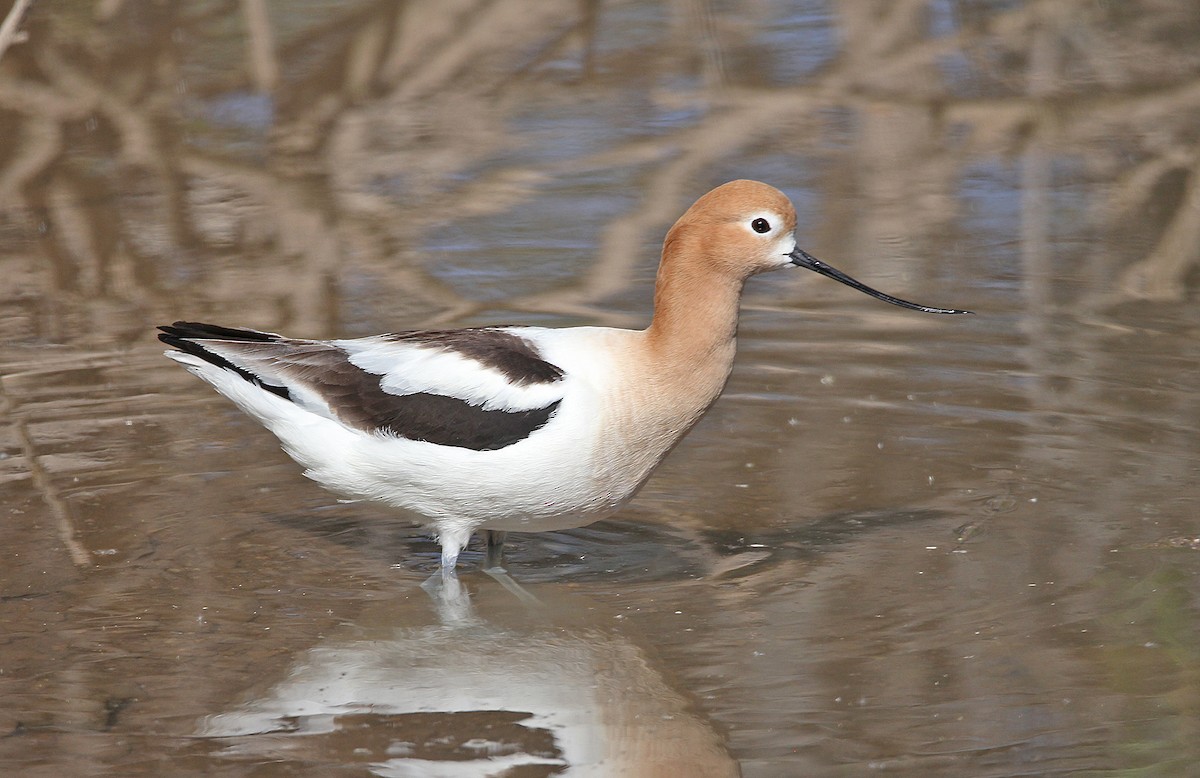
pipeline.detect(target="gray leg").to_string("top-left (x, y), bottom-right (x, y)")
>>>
top-left (438, 526), bottom-right (472, 576)
top-left (482, 530), bottom-right (541, 607)
top-left (484, 530), bottom-right (507, 571)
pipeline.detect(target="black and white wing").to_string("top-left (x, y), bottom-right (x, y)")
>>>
top-left (158, 322), bottom-right (566, 451)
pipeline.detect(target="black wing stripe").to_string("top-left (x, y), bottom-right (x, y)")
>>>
top-left (357, 392), bottom-right (559, 450)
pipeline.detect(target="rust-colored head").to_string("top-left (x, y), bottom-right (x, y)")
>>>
top-left (662, 179), bottom-right (799, 281)
top-left (661, 179), bottom-right (972, 314)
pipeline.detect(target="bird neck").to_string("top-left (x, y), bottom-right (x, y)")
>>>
top-left (643, 249), bottom-right (745, 374)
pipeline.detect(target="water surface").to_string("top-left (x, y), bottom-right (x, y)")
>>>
top-left (2, 2), bottom-right (1200, 775)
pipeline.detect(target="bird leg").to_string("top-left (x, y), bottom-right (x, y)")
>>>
top-left (484, 530), bottom-right (507, 571)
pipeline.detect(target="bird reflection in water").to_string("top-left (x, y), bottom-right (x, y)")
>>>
top-left (197, 577), bottom-right (740, 777)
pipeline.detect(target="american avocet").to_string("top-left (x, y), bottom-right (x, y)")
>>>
top-left (159, 180), bottom-right (969, 576)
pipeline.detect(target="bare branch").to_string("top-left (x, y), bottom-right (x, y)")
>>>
top-left (0, 0), bottom-right (32, 63)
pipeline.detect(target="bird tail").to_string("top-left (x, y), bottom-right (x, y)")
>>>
top-left (157, 321), bottom-right (290, 400)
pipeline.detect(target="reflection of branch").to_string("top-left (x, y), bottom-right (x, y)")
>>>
top-left (0, 372), bottom-right (90, 568)
top-left (241, 0), bottom-right (279, 92)
top-left (1118, 157), bottom-right (1200, 300)
top-left (0, 116), bottom-right (60, 205)
top-left (23, 44), bottom-right (164, 168)
top-left (179, 151), bottom-right (472, 329)
top-left (0, 0), bottom-right (33, 63)
top-left (2, 0), bottom-right (1199, 328)
top-left (386, 3), bottom-right (574, 99)
top-left (510, 99), bottom-right (812, 321)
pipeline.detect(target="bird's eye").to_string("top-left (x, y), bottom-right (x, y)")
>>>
top-left (751, 218), bottom-right (771, 234)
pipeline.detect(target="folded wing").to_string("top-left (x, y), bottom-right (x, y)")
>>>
top-left (158, 322), bottom-right (565, 451)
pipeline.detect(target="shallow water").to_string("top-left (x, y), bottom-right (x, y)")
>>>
top-left (2, 2), bottom-right (1200, 775)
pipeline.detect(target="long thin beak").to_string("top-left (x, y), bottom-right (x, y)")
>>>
top-left (788, 248), bottom-right (973, 315)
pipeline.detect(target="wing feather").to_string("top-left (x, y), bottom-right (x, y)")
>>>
top-left (158, 322), bottom-right (565, 451)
